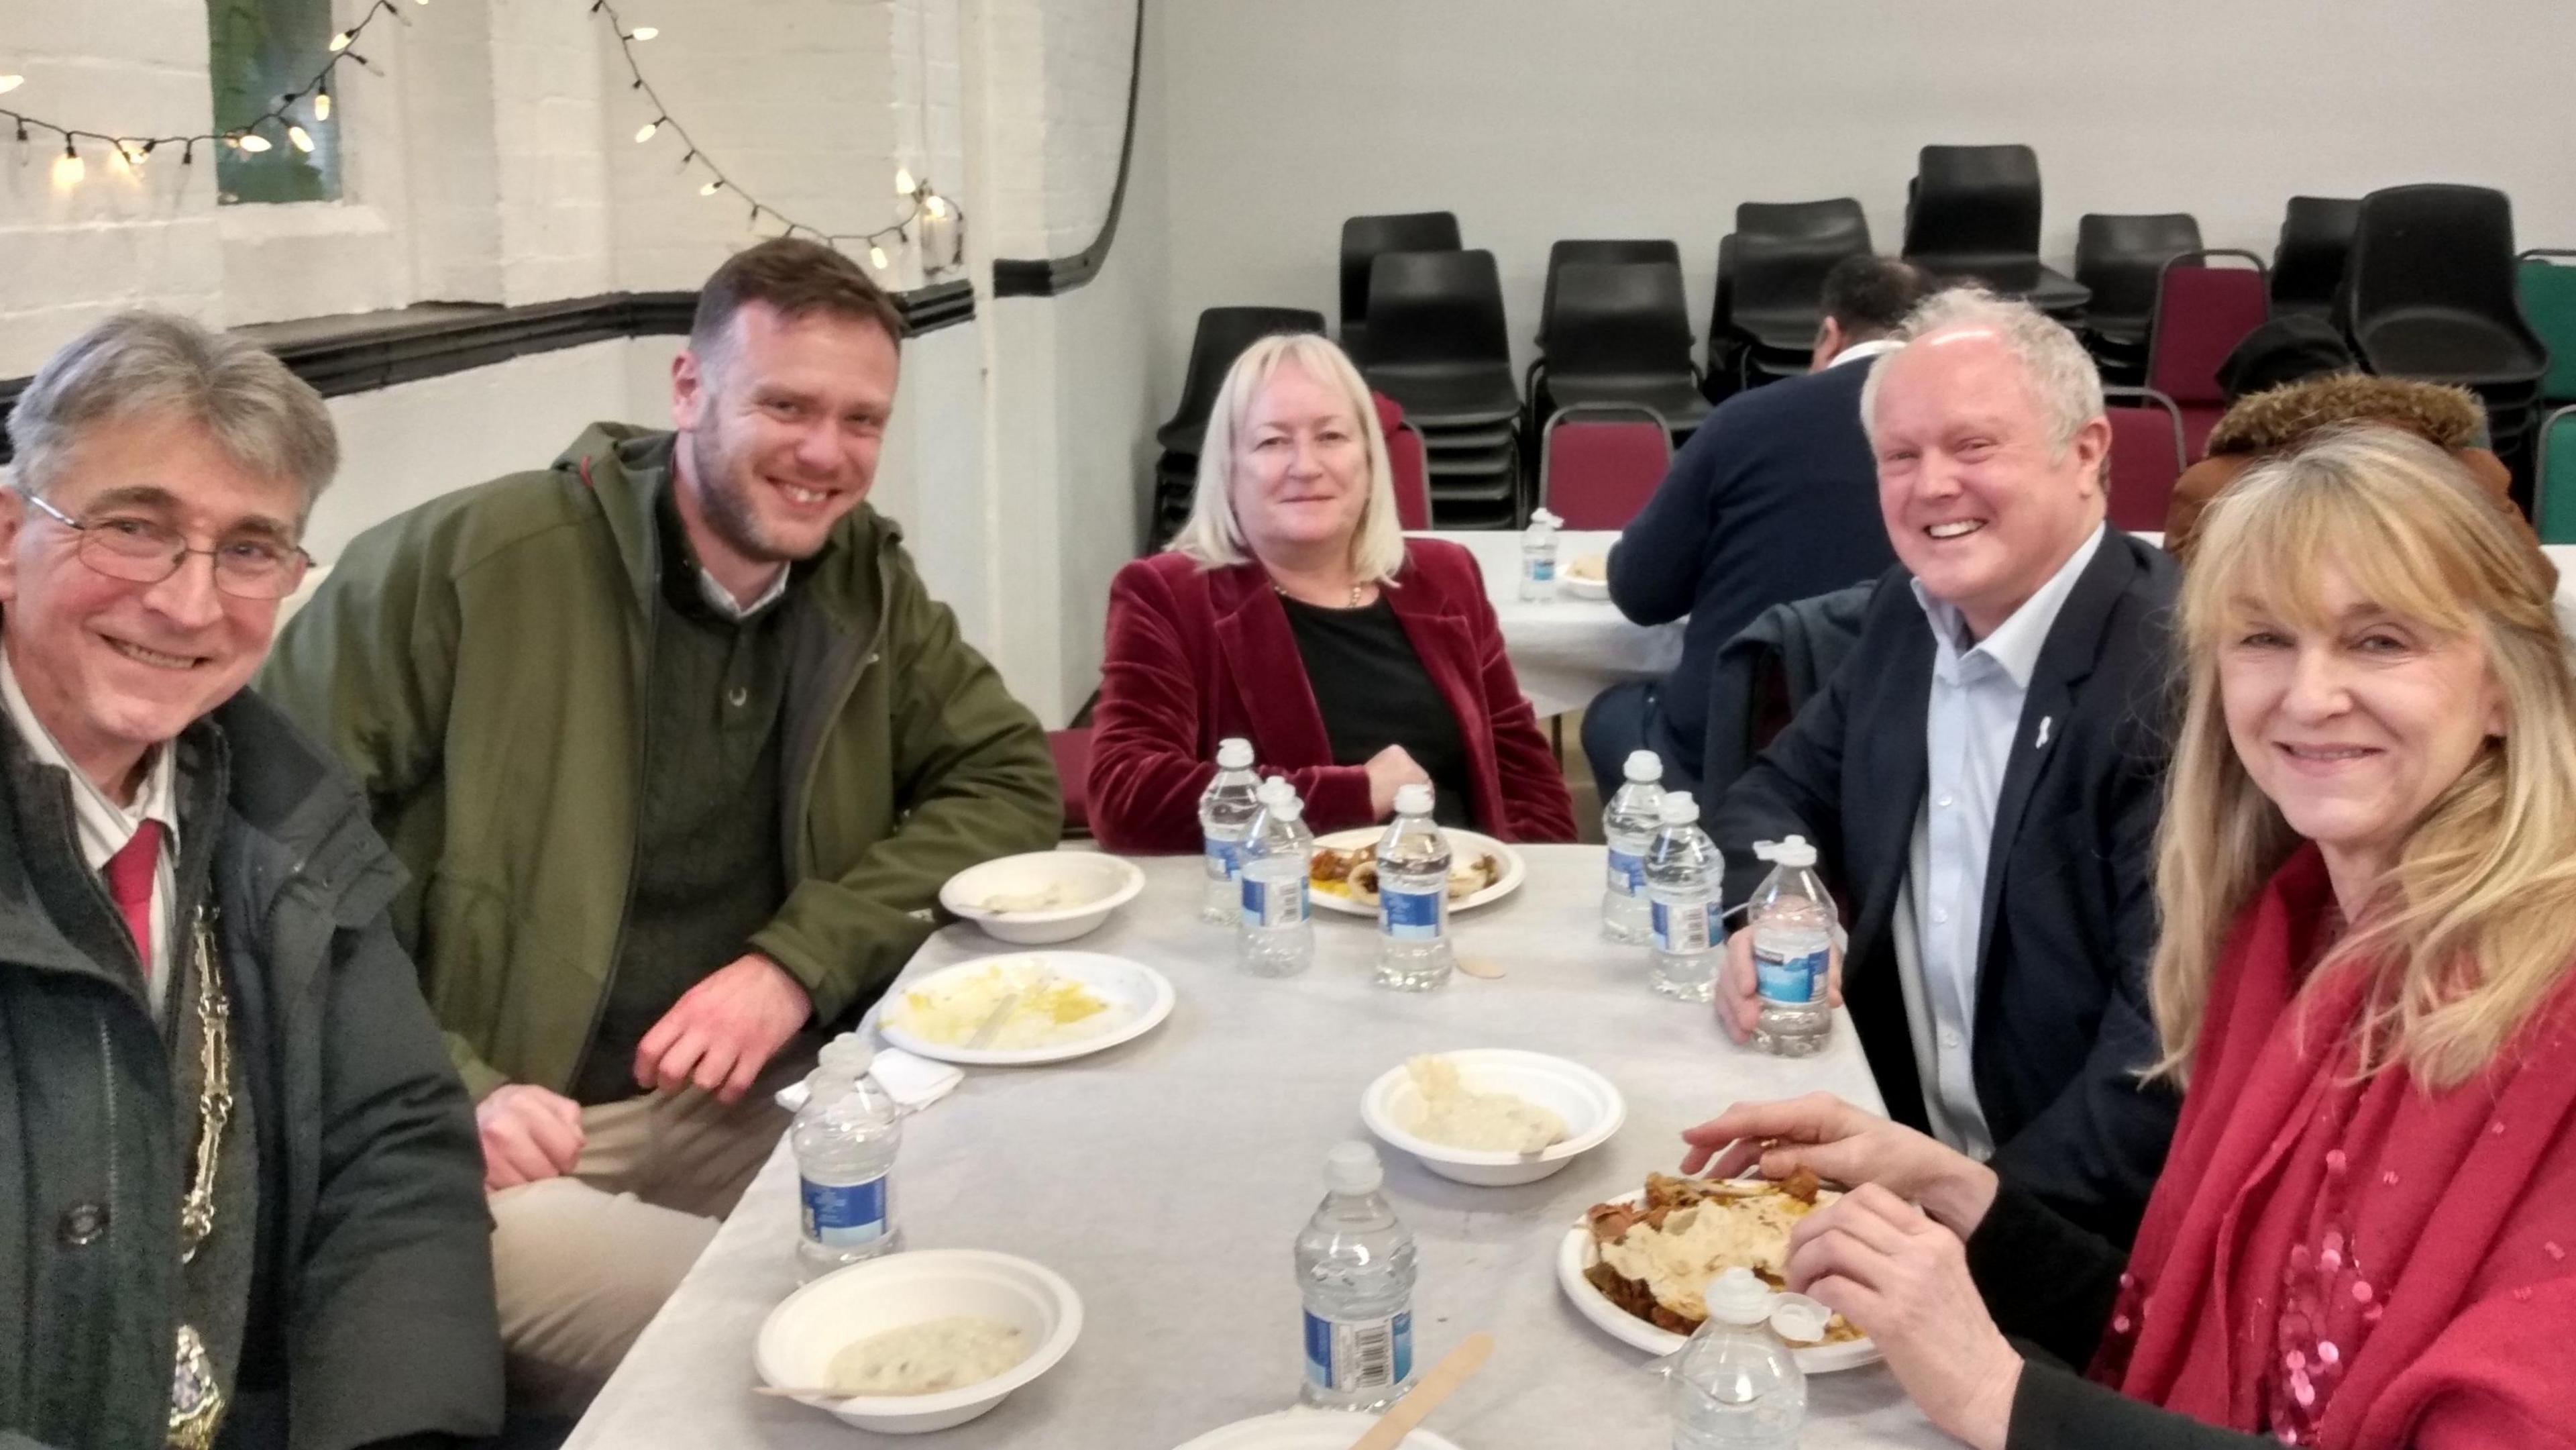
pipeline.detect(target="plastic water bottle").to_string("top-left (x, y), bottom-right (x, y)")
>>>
top-left (1296, 1141), bottom-right (1419, 1413)
top-left (1199, 737), bottom-right (1264, 924)
top-left (1750, 835), bottom-right (1834, 1057)
top-left (1669, 1267), bottom-right (1807, 1448)
top-left (1373, 783), bottom-right (1454, 991)
top-left (1601, 749), bottom-right (1666, 944)
top-left (792, 1041), bottom-right (902, 1281)
top-left (1645, 792), bottom-right (1723, 1002)
top-left (1239, 782), bottom-right (1316, 978)
top-left (1519, 507), bottom-right (1563, 603)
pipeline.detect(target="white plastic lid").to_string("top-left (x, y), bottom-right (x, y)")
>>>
top-left (1529, 507), bottom-right (1562, 529)
top-left (1393, 782), bottom-right (1435, 817)
top-left (1699, 1266), bottom-right (1774, 1327)
top-left (1273, 796), bottom-right (1305, 822)
top-left (1623, 749), bottom-right (1664, 784)
top-left (1256, 775), bottom-right (1295, 801)
top-left (801, 1068), bottom-right (851, 1106)
top-left (1756, 834), bottom-right (1817, 869)
top-left (1216, 737), bottom-right (1254, 769)
top-left (1326, 1140), bottom-right (1384, 1194)
top-left (1657, 791), bottom-right (1699, 826)
top-left (818, 1034), bottom-right (875, 1076)
top-left (1769, 1292), bottom-right (1832, 1343)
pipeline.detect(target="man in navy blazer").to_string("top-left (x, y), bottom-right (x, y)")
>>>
top-left (1711, 289), bottom-right (2180, 1243)
top-left (1584, 256), bottom-right (1929, 797)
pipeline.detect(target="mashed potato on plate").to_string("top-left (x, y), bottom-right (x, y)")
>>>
top-left (1399, 1054), bottom-right (1566, 1153)
top-left (896, 962), bottom-right (1112, 1050)
top-left (826, 1316), bottom-right (1026, 1396)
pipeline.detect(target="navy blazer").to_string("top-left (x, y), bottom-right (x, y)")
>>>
top-left (1711, 529), bottom-right (2181, 1243)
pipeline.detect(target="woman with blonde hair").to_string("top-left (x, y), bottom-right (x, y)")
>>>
top-left (1673, 426), bottom-right (2576, 1447)
top-left (1088, 331), bottom-right (1574, 849)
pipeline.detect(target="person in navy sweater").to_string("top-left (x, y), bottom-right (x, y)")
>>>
top-left (1582, 255), bottom-right (1928, 796)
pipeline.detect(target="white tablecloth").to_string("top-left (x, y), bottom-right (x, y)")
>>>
top-left (568, 848), bottom-right (1947, 1450)
top-left (1415, 530), bottom-right (1681, 719)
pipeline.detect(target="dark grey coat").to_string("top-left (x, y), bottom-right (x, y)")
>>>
top-left (0, 688), bottom-right (501, 1450)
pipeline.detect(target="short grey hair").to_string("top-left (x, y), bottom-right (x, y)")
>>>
top-left (1859, 287), bottom-right (2105, 456)
top-left (1168, 331), bottom-right (1407, 586)
top-left (5, 311), bottom-right (339, 517)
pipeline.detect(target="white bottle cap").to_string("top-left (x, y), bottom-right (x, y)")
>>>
top-left (818, 1034), bottom-right (875, 1077)
top-left (1216, 737), bottom-right (1254, 769)
top-left (1393, 782), bottom-right (1434, 817)
top-left (1623, 749), bottom-right (1664, 784)
top-left (1529, 507), bottom-right (1562, 529)
top-left (1759, 834), bottom-right (1818, 869)
top-left (801, 1068), bottom-right (851, 1107)
top-left (1256, 775), bottom-right (1295, 802)
top-left (1699, 1265), bottom-right (1774, 1327)
top-left (1326, 1140), bottom-right (1384, 1194)
top-left (1273, 796), bottom-right (1305, 823)
top-left (1657, 792), bottom-right (1699, 827)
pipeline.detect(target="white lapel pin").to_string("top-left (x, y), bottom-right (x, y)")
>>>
top-left (2034, 715), bottom-right (2053, 749)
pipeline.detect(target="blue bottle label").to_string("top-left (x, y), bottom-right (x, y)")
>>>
top-left (1757, 946), bottom-right (1831, 1005)
top-left (1529, 557), bottom-right (1556, 582)
top-left (1241, 872), bottom-right (1309, 928)
top-left (800, 1174), bottom-right (888, 1248)
top-left (1606, 849), bottom-right (1646, 896)
top-left (1651, 899), bottom-right (1713, 953)
top-left (1379, 885), bottom-right (1444, 941)
top-left (1304, 1308), bottom-right (1412, 1392)
top-left (1203, 836), bottom-right (1244, 882)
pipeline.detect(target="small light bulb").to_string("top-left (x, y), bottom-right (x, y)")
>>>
top-left (868, 244), bottom-right (890, 270)
top-left (630, 26), bottom-right (658, 40)
top-left (313, 91), bottom-right (331, 121)
top-left (894, 166), bottom-right (915, 196)
top-left (700, 178), bottom-right (723, 196)
top-left (635, 119), bottom-right (659, 143)
top-left (329, 30), bottom-right (354, 52)
top-left (0, 75), bottom-right (23, 96)
top-left (235, 133), bottom-right (272, 152)
top-left (923, 194), bottom-right (947, 219)
top-left (288, 125), bottom-right (315, 153)
top-left (54, 146), bottom-right (83, 186)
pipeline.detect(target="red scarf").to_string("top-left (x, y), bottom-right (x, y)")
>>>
top-left (2091, 845), bottom-right (2576, 1447)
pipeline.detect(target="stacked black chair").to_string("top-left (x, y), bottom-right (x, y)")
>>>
top-left (1338, 211), bottom-right (1461, 365)
top-left (1532, 259), bottom-right (1710, 439)
top-left (1538, 240), bottom-right (1682, 350)
top-left (1900, 144), bottom-right (2089, 320)
top-left (2347, 184), bottom-right (2552, 507)
top-left (2075, 212), bottom-right (2203, 385)
top-left (2271, 197), bottom-right (2361, 321)
top-left (1148, 306), bottom-right (1327, 548)
top-left (1705, 199), bottom-right (1871, 393)
top-left (1360, 248), bottom-right (1521, 527)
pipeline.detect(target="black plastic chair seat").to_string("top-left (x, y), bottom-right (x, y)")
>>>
top-left (1155, 305), bottom-right (1327, 455)
top-left (1341, 212), bottom-right (1462, 338)
top-left (1418, 419), bottom-right (1515, 452)
top-left (1913, 254), bottom-right (2091, 313)
top-left (2357, 309), bottom-right (2548, 386)
top-left (1546, 375), bottom-right (1710, 429)
top-left (1426, 444), bottom-right (1515, 475)
top-left (2076, 213), bottom-right (2204, 336)
top-left (1365, 364), bottom-right (1519, 426)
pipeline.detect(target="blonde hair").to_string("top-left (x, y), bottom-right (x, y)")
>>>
top-left (2151, 425), bottom-right (2576, 1088)
top-left (1167, 332), bottom-right (1407, 585)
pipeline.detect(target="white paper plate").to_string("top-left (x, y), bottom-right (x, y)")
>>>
top-left (878, 951), bottom-right (1175, 1066)
top-left (1555, 1189), bottom-right (1882, 1373)
top-left (1307, 827), bottom-right (1525, 917)
top-left (1172, 1409), bottom-right (1464, 1450)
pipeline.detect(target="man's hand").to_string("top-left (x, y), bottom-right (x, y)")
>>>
top-left (476, 1084), bottom-right (585, 1191)
top-left (1717, 925), bottom-right (1843, 1043)
top-left (633, 952), bottom-right (813, 1103)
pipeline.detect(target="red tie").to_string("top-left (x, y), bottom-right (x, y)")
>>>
top-left (103, 821), bottom-right (162, 979)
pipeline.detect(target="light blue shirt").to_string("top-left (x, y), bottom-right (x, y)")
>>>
top-left (1898, 521), bottom-right (2106, 1157)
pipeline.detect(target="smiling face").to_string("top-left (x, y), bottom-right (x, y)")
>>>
top-left (2219, 562), bottom-right (2504, 895)
top-left (0, 413), bottom-right (302, 796)
top-left (1870, 327), bottom-right (2108, 638)
top-left (670, 300), bottom-right (900, 579)
top-left (1227, 359), bottom-right (1370, 566)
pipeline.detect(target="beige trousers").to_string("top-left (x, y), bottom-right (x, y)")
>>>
top-left (488, 1071), bottom-right (797, 1415)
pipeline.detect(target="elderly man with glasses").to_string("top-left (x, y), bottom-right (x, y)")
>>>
top-left (0, 312), bottom-right (500, 1450)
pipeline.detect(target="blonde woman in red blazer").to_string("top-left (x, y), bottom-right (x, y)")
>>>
top-left (1090, 333), bottom-right (1575, 851)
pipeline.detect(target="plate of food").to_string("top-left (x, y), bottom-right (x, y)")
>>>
top-left (1560, 552), bottom-right (1611, 601)
top-left (938, 851), bottom-right (1145, 945)
top-left (1556, 1172), bottom-right (1880, 1373)
top-left (755, 1249), bottom-right (1081, 1433)
top-left (1305, 827), bottom-right (1524, 917)
top-left (877, 952), bottom-right (1175, 1066)
top-left (1361, 1050), bottom-right (1624, 1186)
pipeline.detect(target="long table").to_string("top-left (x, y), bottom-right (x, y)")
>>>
top-left (568, 847), bottom-right (1949, 1449)
top-left (1413, 531), bottom-right (1682, 719)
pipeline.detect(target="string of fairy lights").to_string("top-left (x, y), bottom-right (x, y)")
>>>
top-left (0, 0), bottom-right (957, 278)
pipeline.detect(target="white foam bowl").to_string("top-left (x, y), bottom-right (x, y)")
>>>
top-left (1173, 1408), bottom-right (1466, 1449)
top-left (1360, 1049), bottom-right (1625, 1186)
top-left (939, 851), bottom-right (1144, 945)
top-left (755, 1249), bottom-right (1082, 1434)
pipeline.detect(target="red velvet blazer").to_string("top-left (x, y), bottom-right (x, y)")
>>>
top-left (1088, 540), bottom-right (1578, 852)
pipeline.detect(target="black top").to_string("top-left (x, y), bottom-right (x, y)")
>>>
top-left (1606, 356), bottom-right (1898, 775)
top-left (575, 487), bottom-right (795, 1104)
top-left (1277, 592), bottom-right (1474, 829)
top-left (1709, 532), bottom-right (2184, 1243)
top-left (1970, 1180), bottom-right (2293, 1449)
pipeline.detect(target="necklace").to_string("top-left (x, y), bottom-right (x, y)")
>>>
top-left (166, 906), bottom-right (231, 1450)
top-left (1271, 579), bottom-right (1366, 608)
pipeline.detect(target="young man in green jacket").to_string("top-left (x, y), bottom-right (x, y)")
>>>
top-left (261, 239), bottom-right (1061, 1411)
